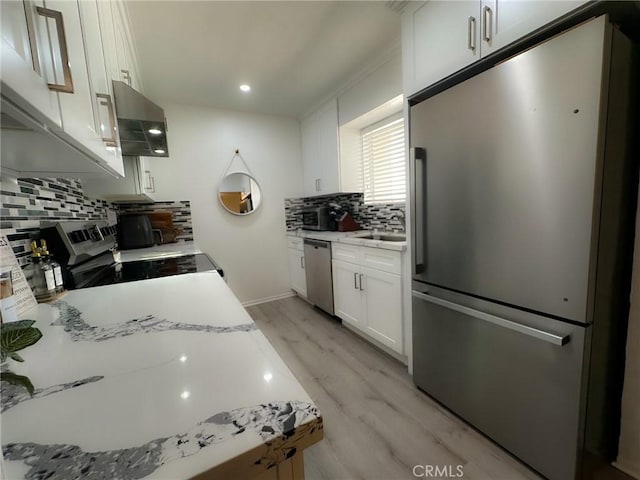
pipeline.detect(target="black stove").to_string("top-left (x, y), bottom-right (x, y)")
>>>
top-left (71, 253), bottom-right (223, 289)
top-left (41, 221), bottom-right (224, 290)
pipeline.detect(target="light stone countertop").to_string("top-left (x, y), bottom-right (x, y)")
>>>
top-left (287, 229), bottom-right (407, 252)
top-left (1, 272), bottom-right (322, 479)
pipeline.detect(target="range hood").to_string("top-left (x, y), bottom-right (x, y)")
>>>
top-left (112, 81), bottom-right (169, 157)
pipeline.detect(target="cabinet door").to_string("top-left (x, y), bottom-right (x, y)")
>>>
top-left (480, 0), bottom-right (586, 55)
top-left (402, 1), bottom-right (480, 96)
top-left (112, 2), bottom-right (138, 90)
top-left (77, 0), bottom-right (124, 176)
top-left (301, 113), bottom-right (319, 196)
top-left (288, 248), bottom-right (307, 297)
top-left (44, 0), bottom-right (105, 162)
top-left (0, 0), bottom-right (61, 126)
top-left (362, 267), bottom-right (403, 353)
top-left (316, 98), bottom-right (340, 194)
top-left (96, 0), bottom-right (120, 82)
top-left (332, 259), bottom-right (364, 328)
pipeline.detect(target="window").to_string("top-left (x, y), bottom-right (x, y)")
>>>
top-left (362, 115), bottom-right (406, 204)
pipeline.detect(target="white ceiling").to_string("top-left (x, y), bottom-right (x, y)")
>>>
top-left (125, 1), bottom-right (401, 118)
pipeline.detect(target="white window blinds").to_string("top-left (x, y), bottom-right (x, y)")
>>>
top-left (362, 116), bottom-right (406, 204)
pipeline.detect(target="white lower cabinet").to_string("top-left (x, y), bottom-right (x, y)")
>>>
top-left (332, 259), bottom-right (363, 327)
top-left (332, 243), bottom-right (403, 354)
top-left (361, 266), bottom-right (403, 351)
top-left (287, 237), bottom-right (307, 297)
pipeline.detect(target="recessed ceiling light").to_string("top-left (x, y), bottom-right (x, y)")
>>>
top-left (148, 128), bottom-right (162, 135)
top-left (154, 148), bottom-right (165, 154)
top-left (239, 84), bottom-right (251, 93)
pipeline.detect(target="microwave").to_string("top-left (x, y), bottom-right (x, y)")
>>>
top-left (302, 207), bottom-right (332, 231)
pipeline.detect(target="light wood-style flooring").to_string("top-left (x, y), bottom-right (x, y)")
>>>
top-left (247, 296), bottom-right (542, 480)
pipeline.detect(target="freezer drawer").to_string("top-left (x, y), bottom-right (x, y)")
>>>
top-left (412, 288), bottom-right (586, 480)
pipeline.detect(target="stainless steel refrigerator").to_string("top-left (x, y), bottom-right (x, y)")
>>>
top-left (410, 15), bottom-right (638, 480)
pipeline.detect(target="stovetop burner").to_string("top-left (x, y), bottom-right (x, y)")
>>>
top-left (69, 253), bottom-right (223, 289)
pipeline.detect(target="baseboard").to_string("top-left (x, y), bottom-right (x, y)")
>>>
top-left (613, 460), bottom-right (640, 479)
top-left (242, 291), bottom-right (296, 308)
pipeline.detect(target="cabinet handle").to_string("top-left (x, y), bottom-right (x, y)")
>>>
top-left (121, 69), bottom-right (132, 86)
top-left (353, 272), bottom-right (358, 289)
top-left (482, 5), bottom-right (492, 43)
top-left (96, 93), bottom-right (118, 147)
top-left (468, 16), bottom-right (476, 51)
top-left (359, 274), bottom-right (364, 291)
top-left (144, 170), bottom-right (155, 193)
top-left (412, 290), bottom-right (570, 346)
top-left (36, 7), bottom-right (74, 93)
top-left (301, 256), bottom-right (305, 269)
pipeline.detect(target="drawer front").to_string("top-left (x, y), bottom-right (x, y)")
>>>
top-left (332, 243), bottom-right (361, 264)
top-left (287, 236), bottom-right (304, 251)
top-left (362, 246), bottom-right (401, 274)
top-left (412, 289), bottom-right (584, 480)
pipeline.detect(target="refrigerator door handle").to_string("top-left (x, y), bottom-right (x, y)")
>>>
top-left (411, 147), bottom-right (426, 274)
top-left (412, 290), bottom-right (570, 346)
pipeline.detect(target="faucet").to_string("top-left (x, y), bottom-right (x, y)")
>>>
top-left (388, 211), bottom-right (405, 231)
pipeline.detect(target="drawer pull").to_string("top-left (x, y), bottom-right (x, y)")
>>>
top-left (36, 6), bottom-right (74, 93)
top-left (412, 291), bottom-right (570, 346)
top-left (96, 93), bottom-right (117, 147)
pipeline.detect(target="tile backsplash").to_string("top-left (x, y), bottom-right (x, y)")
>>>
top-left (284, 192), bottom-right (405, 232)
top-left (116, 201), bottom-right (194, 243)
top-left (1, 177), bottom-right (115, 267)
top-left (0, 176), bottom-right (193, 269)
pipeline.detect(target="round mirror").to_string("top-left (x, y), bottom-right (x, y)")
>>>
top-left (218, 173), bottom-right (262, 215)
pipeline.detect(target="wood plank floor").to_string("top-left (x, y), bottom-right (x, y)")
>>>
top-left (246, 296), bottom-right (542, 480)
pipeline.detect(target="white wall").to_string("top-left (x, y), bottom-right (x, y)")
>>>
top-left (150, 102), bottom-right (302, 304)
top-left (616, 186), bottom-right (640, 479)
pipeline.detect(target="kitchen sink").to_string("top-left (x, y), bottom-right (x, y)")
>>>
top-left (358, 234), bottom-right (406, 242)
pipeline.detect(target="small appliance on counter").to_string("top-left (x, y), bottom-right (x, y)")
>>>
top-left (40, 221), bottom-right (223, 289)
top-left (302, 206), bottom-right (332, 231)
top-left (118, 214), bottom-right (154, 249)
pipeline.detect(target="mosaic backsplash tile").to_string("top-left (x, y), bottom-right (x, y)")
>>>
top-left (0, 176), bottom-right (193, 269)
top-left (0, 177), bottom-right (115, 268)
top-left (284, 192), bottom-right (405, 232)
top-left (116, 201), bottom-right (193, 243)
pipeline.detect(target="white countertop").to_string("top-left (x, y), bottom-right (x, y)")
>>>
top-left (1, 272), bottom-right (322, 479)
top-left (118, 241), bottom-right (202, 263)
top-left (287, 230), bottom-right (407, 251)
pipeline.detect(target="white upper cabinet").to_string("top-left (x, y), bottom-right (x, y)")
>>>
top-left (77, 0), bottom-right (124, 176)
top-left (480, 0), bottom-right (586, 55)
top-left (44, 0), bottom-right (110, 168)
top-left (402, 1), bottom-right (480, 96)
top-left (0, 0), bottom-right (137, 178)
top-left (83, 156), bottom-right (156, 203)
top-left (402, 0), bottom-right (587, 96)
top-left (301, 97), bottom-right (342, 197)
top-left (0, 0), bottom-right (61, 127)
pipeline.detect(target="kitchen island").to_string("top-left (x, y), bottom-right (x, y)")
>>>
top-left (1, 272), bottom-right (323, 479)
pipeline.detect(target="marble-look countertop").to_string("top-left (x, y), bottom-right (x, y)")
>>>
top-left (1, 272), bottom-right (322, 479)
top-left (287, 230), bottom-right (407, 252)
top-left (118, 241), bottom-right (203, 263)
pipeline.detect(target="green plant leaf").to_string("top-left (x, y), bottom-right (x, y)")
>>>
top-left (0, 371), bottom-right (35, 396)
top-left (0, 350), bottom-right (6, 363)
top-left (1, 320), bottom-right (36, 332)
top-left (0, 326), bottom-right (42, 354)
top-left (8, 352), bottom-right (24, 362)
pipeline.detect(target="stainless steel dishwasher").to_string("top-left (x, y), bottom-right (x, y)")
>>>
top-left (303, 238), bottom-right (334, 315)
